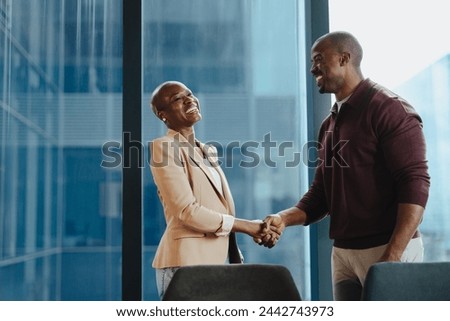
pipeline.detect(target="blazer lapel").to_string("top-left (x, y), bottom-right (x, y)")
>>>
top-left (189, 146), bottom-right (227, 202)
top-left (166, 129), bottom-right (234, 215)
top-left (214, 164), bottom-right (235, 215)
top-left (202, 144), bottom-right (235, 216)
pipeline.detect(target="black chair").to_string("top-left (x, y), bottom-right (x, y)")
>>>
top-left (362, 262), bottom-right (450, 300)
top-left (162, 264), bottom-right (301, 301)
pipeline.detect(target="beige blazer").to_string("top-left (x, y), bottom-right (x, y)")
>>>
top-left (150, 129), bottom-right (236, 268)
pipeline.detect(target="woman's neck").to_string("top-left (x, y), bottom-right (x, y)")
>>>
top-left (177, 127), bottom-right (196, 145)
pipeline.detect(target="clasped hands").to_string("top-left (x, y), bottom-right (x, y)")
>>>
top-left (253, 214), bottom-right (285, 248)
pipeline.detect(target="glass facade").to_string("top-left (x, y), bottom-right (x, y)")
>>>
top-left (396, 55), bottom-right (450, 261)
top-left (141, 0), bottom-right (310, 300)
top-left (0, 0), bottom-right (122, 300)
top-left (1, 0), bottom-right (311, 300)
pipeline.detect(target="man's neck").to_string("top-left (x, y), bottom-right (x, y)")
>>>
top-left (335, 76), bottom-right (364, 101)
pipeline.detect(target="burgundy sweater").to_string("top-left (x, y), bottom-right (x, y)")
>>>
top-left (296, 79), bottom-right (430, 249)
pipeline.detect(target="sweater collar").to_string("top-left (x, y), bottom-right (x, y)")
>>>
top-left (344, 78), bottom-right (375, 109)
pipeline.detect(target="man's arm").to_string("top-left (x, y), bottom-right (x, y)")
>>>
top-left (378, 203), bottom-right (424, 261)
top-left (376, 100), bottom-right (429, 260)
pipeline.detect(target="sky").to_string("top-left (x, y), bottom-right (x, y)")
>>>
top-left (328, 0), bottom-right (450, 89)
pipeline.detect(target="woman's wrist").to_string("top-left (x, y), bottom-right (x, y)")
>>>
top-left (232, 218), bottom-right (262, 237)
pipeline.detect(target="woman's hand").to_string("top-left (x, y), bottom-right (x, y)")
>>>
top-left (232, 218), bottom-right (280, 242)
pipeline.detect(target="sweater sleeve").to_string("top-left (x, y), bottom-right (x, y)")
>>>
top-left (296, 169), bottom-right (330, 225)
top-left (376, 99), bottom-right (430, 207)
top-left (295, 129), bottom-right (330, 225)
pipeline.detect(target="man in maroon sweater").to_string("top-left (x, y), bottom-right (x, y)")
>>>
top-left (259, 31), bottom-right (430, 300)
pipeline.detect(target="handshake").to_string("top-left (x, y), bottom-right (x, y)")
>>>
top-left (251, 214), bottom-right (285, 248)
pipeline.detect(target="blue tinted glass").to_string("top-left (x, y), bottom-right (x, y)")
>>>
top-left (0, 0), bottom-right (122, 300)
top-left (142, 0), bottom-right (310, 300)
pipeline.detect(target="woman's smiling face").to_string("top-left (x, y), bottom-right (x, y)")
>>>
top-left (157, 82), bottom-right (202, 131)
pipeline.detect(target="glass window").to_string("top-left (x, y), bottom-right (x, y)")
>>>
top-left (142, 0), bottom-right (311, 300)
top-left (1, 0), bottom-right (314, 301)
top-left (329, 0), bottom-right (450, 261)
top-left (0, 0), bottom-right (122, 300)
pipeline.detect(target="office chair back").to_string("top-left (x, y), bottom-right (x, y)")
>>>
top-left (362, 262), bottom-right (450, 300)
top-left (162, 264), bottom-right (301, 301)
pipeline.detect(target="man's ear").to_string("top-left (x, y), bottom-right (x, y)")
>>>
top-left (340, 52), bottom-right (350, 66)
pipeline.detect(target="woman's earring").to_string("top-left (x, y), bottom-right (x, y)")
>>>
top-left (162, 117), bottom-right (167, 122)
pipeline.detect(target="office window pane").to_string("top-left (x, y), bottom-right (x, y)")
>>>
top-left (142, 0), bottom-right (310, 300)
top-left (330, 1), bottom-right (450, 261)
top-left (0, 0), bottom-right (122, 300)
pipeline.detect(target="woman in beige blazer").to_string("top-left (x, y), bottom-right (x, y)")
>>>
top-left (149, 81), bottom-right (273, 299)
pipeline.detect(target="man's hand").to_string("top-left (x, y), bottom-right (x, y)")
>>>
top-left (253, 207), bottom-right (306, 248)
top-left (377, 203), bottom-right (424, 263)
top-left (253, 214), bottom-right (285, 248)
